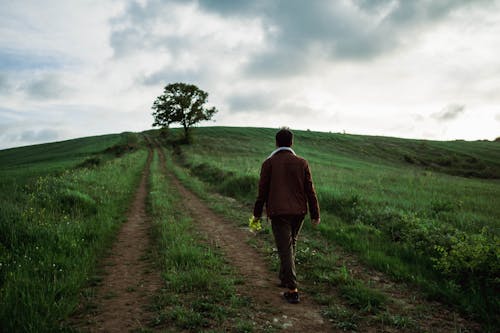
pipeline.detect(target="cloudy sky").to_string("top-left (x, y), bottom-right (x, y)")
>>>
top-left (1, 0), bottom-right (500, 149)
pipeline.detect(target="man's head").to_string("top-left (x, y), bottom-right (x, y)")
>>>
top-left (276, 128), bottom-right (293, 147)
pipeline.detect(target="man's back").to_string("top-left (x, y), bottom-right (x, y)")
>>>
top-left (254, 150), bottom-right (319, 219)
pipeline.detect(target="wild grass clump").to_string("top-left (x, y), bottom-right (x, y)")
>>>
top-left (191, 162), bottom-right (231, 183)
top-left (400, 144), bottom-right (499, 179)
top-left (76, 157), bottom-right (102, 169)
top-left (320, 195), bottom-right (499, 324)
top-left (155, 127), bottom-right (500, 330)
top-left (316, 188), bottom-right (361, 221)
top-left (219, 174), bottom-right (257, 200)
top-left (186, 161), bottom-right (258, 202)
top-left (340, 282), bottom-right (387, 312)
top-left (103, 132), bottom-right (141, 157)
top-left (58, 189), bottom-right (97, 216)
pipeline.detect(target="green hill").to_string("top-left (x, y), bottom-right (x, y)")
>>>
top-left (0, 131), bottom-right (146, 331)
top-left (0, 132), bottom-right (141, 180)
top-left (1, 126), bottom-right (499, 330)
top-left (180, 126), bottom-right (500, 178)
top-left (161, 126), bottom-right (500, 326)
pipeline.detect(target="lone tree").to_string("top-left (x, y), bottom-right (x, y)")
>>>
top-left (152, 82), bottom-right (217, 141)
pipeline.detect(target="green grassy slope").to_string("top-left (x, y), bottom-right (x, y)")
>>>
top-left (0, 132), bottom-right (146, 331)
top-left (175, 127), bottom-right (500, 231)
top-left (163, 126), bottom-right (500, 327)
top-left (0, 134), bottom-right (120, 171)
top-left (1, 126), bottom-right (498, 329)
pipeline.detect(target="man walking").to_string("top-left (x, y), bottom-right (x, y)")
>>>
top-left (253, 128), bottom-right (320, 304)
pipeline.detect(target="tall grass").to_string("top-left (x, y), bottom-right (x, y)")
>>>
top-left (0, 149), bottom-right (147, 332)
top-left (166, 147), bottom-right (403, 331)
top-left (161, 126), bottom-right (499, 329)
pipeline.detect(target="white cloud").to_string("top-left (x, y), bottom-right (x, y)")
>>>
top-left (22, 73), bottom-right (72, 100)
top-left (1, 0), bottom-right (500, 149)
top-left (432, 104), bottom-right (466, 121)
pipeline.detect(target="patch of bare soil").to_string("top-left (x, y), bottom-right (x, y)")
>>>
top-left (157, 149), bottom-right (336, 332)
top-left (72, 150), bottom-right (162, 332)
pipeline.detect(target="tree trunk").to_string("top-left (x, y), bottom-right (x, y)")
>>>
top-left (183, 124), bottom-right (189, 143)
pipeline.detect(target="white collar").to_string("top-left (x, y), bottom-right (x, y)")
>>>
top-left (267, 147), bottom-right (296, 159)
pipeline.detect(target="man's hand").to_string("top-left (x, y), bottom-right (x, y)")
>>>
top-left (249, 216), bottom-right (262, 232)
top-left (311, 218), bottom-right (320, 227)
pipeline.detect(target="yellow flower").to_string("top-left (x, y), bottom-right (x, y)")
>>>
top-left (248, 216), bottom-right (262, 232)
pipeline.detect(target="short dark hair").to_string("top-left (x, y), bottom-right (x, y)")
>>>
top-left (276, 128), bottom-right (293, 147)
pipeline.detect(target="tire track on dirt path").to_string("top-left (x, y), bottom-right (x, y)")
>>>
top-left (73, 149), bottom-right (162, 332)
top-left (156, 148), bottom-right (336, 332)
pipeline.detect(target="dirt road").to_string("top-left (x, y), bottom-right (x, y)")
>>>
top-left (73, 150), bottom-right (162, 332)
top-left (71, 145), bottom-right (478, 332)
top-left (157, 148), bottom-right (334, 332)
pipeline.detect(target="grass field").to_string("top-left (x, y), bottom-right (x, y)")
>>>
top-left (0, 132), bottom-right (146, 331)
top-left (1, 126), bottom-right (498, 331)
top-left (162, 126), bottom-right (500, 329)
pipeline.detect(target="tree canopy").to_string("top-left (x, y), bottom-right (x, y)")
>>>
top-left (152, 83), bottom-right (217, 141)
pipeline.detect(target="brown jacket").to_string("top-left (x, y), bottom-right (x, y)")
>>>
top-left (253, 150), bottom-right (320, 219)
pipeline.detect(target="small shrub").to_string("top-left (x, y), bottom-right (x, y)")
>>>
top-left (77, 157), bottom-right (102, 169)
top-left (432, 228), bottom-right (499, 324)
top-left (219, 174), bottom-right (257, 200)
top-left (432, 229), bottom-right (499, 288)
top-left (104, 143), bottom-right (137, 157)
top-left (430, 199), bottom-right (456, 215)
top-left (317, 190), bottom-right (360, 221)
top-left (0, 242), bottom-right (10, 285)
top-left (403, 154), bottom-right (415, 164)
top-left (340, 282), bottom-right (387, 312)
top-left (191, 163), bottom-right (232, 183)
top-left (322, 305), bottom-right (359, 330)
top-left (169, 306), bottom-right (207, 330)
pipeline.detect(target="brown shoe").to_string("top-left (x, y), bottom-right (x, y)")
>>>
top-left (283, 291), bottom-right (300, 304)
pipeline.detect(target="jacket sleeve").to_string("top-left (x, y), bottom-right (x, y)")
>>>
top-left (304, 161), bottom-right (320, 220)
top-left (253, 159), bottom-right (271, 217)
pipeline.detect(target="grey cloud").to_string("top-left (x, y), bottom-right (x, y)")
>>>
top-left (0, 49), bottom-right (64, 71)
top-left (0, 107), bottom-right (23, 124)
top-left (244, 0), bottom-right (481, 76)
top-left (110, 26), bottom-right (148, 58)
top-left (109, 1), bottom-right (179, 58)
top-left (383, 1), bottom-right (484, 25)
top-left (22, 74), bottom-right (69, 99)
top-left (227, 91), bottom-right (276, 113)
top-left (141, 67), bottom-right (202, 86)
top-left (20, 128), bottom-right (59, 142)
top-left (354, 0), bottom-right (393, 11)
top-left (239, 0), bottom-right (395, 73)
top-left (199, 0), bottom-right (484, 73)
top-left (432, 104), bottom-right (465, 121)
top-left (0, 125), bottom-right (61, 149)
top-left (412, 114), bottom-right (425, 122)
top-left (245, 48), bottom-right (312, 77)
top-left (197, 0), bottom-right (258, 15)
top-left (0, 73), bottom-right (11, 93)
top-left (110, 0), bottom-right (492, 78)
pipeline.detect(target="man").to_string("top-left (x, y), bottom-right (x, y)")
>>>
top-left (253, 128), bottom-right (320, 304)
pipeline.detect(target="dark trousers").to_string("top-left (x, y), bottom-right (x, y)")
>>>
top-left (271, 215), bottom-right (304, 290)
